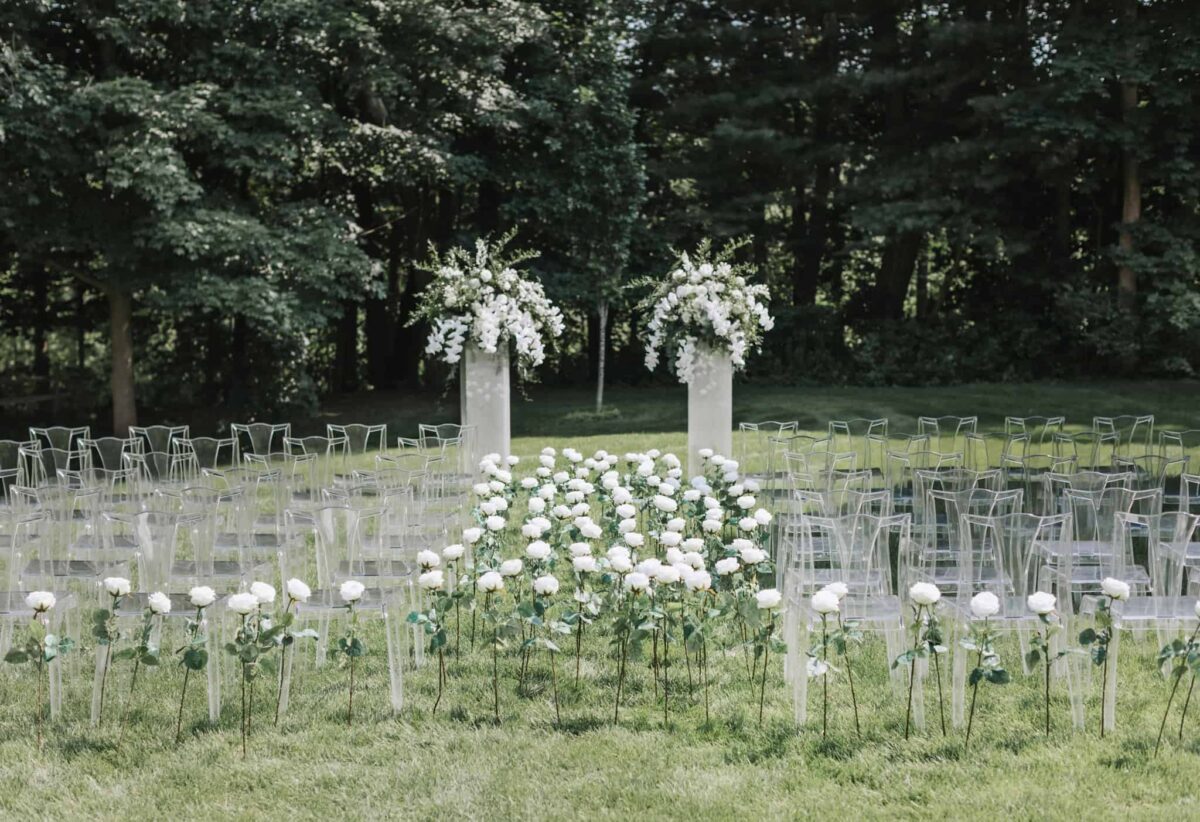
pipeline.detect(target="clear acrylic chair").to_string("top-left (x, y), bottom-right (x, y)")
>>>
top-left (828, 418), bottom-right (888, 476)
top-left (1053, 430), bottom-right (1120, 471)
top-left (232, 422), bottom-right (291, 462)
top-left (917, 416), bottom-right (978, 454)
top-left (170, 436), bottom-right (237, 483)
top-left (1093, 415), bottom-right (1155, 461)
top-left (739, 420), bottom-right (799, 495)
top-left (886, 449), bottom-right (964, 515)
top-left (130, 424), bottom-right (189, 455)
top-left (30, 426), bottom-right (90, 456)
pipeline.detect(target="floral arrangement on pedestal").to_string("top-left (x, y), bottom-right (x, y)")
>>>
top-left (413, 231), bottom-right (565, 381)
top-left (639, 239), bottom-right (774, 383)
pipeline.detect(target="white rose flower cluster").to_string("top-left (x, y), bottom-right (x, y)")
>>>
top-left (416, 234), bottom-right (565, 380)
top-left (640, 241), bottom-right (774, 384)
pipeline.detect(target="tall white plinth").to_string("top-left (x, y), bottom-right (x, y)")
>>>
top-left (460, 345), bottom-right (511, 466)
top-left (687, 347), bottom-right (733, 477)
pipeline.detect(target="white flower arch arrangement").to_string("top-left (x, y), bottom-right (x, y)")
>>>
top-left (639, 239), bottom-right (774, 383)
top-left (413, 231), bottom-right (565, 381)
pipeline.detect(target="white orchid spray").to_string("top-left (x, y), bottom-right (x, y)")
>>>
top-left (894, 582), bottom-right (947, 740)
top-left (5, 592), bottom-right (73, 750)
top-left (638, 238), bottom-right (774, 383)
top-left (412, 231), bottom-right (564, 382)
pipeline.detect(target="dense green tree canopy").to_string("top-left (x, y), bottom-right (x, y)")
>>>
top-left (2, 0), bottom-right (1198, 432)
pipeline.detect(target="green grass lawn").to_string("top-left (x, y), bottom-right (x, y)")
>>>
top-left (6, 383), bottom-right (1200, 819)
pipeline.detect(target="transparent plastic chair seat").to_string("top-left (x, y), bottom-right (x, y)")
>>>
top-left (169, 559), bottom-right (253, 578)
top-left (333, 559), bottom-right (415, 581)
top-left (23, 559), bottom-right (112, 578)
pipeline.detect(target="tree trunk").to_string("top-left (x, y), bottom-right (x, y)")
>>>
top-left (873, 232), bottom-right (922, 321)
top-left (595, 299), bottom-right (608, 413)
top-left (32, 271), bottom-right (50, 382)
top-left (1116, 3), bottom-right (1140, 312)
top-left (109, 288), bottom-right (137, 435)
top-left (334, 302), bottom-right (358, 393)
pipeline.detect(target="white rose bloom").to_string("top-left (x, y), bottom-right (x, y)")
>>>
top-left (970, 591), bottom-right (1000, 618)
top-left (506, 455), bottom-right (520, 466)
top-left (463, 527), bottom-right (483, 544)
top-left (1101, 577), bottom-right (1131, 601)
top-left (250, 581), bottom-right (276, 605)
top-left (25, 591), bottom-right (56, 613)
top-left (480, 501), bottom-right (498, 517)
top-left (666, 517), bottom-right (686, 532)
top-left (652, 495), bottom-right (677, 513)
top-left (477, 571), bottom-right (504, 593)
top-left (683, 551), bottom-right (705, 570)
top-left (443, 544), bottom-right (465, 561)
top-left (683, 537), bottom-right (704, 552)
top-left (488, 480), bottom-right (505, 494)
top-left (521, 522), bottom-right (544, 539)
top-left (683, 489), bottom-right (701, 502)
top-left (754, 509), bottom-right (773, 526)
top-left (702, 519), bottom-right (723, 533)
top-left (711, 455), bottom-right (726, 467)
top-left (571, 502), bottom-right (590, 517)
top-left (553, 470), bottom-right (570, 484)
top-left (616, 503), bottom-right (637, 519)
top-left (491, 496), bottom-right (509, 512)
top-left (811, 589), bottom-right (840, 615)
top-left (533, 575), bottom-right (560, 596)
top-left (499, 559), bottom-right (524, 577)
top-left (756, 588), bottom-right (783, 610)
top-left (736, 495), bottom-right (756, 510)
top-left (417, 549), bottom-right (441, 570)
top-left (613, 488), bottom-right (633, 505)
top-left (636, 558), bottom-right (662, 576)
top-left (527, 498), bottom-right (547, 516)
top-left (1194, 599), bottom-right (1200, 619)
top-left (541, 446), bottom-right (557, 457)
top-left (520, 477), bottom-right (539, 490)
top-left (473, 482), bottom-right (491, 496)
top-left (539, 484), bottom-right (557, 500)
top-left (536, 466), bottom-right (551, 478)
top-left (1027, 591), bottom-right (1057, 615)
top-left (526, 541), bottom-right (552, 561)
top-left (104, 577), bottom-right (132, 597)
top-left (285, 578), bottom-right (312, 603)
top-left (660, 531), bottom-right (682, 548)
top-left (569, 542), bottom-right (592, 557)
top-left (698, 448), bottom-right (714, 459)
top-left (573, 556), bottom-right (597, 573)
top-left (625, 532), bottom-right (645, 548)
top-left (607, 544), bottom-right (630, 561)
top-left (340, 580), bottom-right (366, 603)
top-left (609, 555), bottom-right (633, 574)
top-left (580, 522), bottom-right (603, 539)
top-left (909, 582), bottom-right (941, 606)
top-left (664, 548), bottom-right (684, 566)
top-left (539, 454), bottom-right (556, 469)
top-left (228, 592), bottom-right (259, 615)
top-left (739, 546), bottom-right (767, 566)
top-left (564, 491), bottom-right (585, 505)
top-left (419, 570), bottom-right (445, 591)
top-left (625, 572), bottom-right (651, 594)
top-left (618, 518), bottom-right (637, 533)
top-left (715, 557), bottom-right (740, 576)
top-left (655, 565), bottom-right (681, 585)
top-left (822, 581), bottom-right (849, 601)
top-left (684, 570), bottom-right (712, 591)
top-left (189, 586), bottom-right (217, 608)
top-left (703, 496), bottom-right (720, 509)
top-left (146, 591), bottom-right (173, 615)
top-left (485, 515), bottom-right (506, 532)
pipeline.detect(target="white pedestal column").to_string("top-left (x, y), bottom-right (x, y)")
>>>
top-left (687, 346), bottom-right (733, 477)
top-left (460, 344), bottom-right (511, 466)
